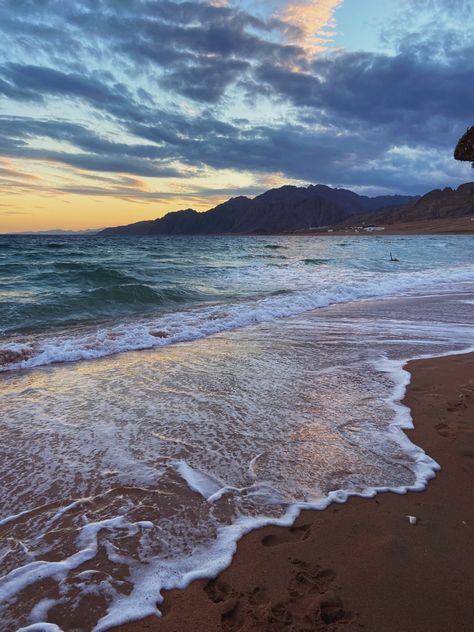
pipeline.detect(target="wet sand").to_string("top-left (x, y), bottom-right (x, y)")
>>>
top-left (114, 351), bottom-right (474, 632)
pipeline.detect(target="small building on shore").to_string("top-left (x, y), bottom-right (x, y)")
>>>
top-left (363, 225), bottom-right (385, 232)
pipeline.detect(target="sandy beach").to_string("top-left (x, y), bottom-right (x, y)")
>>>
top-left (2, 2), bottom-right (474, 630)
top-left (114, 351), bottom-right (474, 632)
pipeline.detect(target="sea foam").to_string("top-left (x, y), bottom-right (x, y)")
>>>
top-left (1, 236), bottom-right (473, 630)
top-left (1, 262), bottom-right (473, 373)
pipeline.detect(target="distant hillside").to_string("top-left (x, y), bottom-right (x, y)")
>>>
top-left (344, 183), bottom-right (474, 227)
top-left (7, 229), bottom-right (100, 236)
top-left (100, 184), bottom-right (417, 236)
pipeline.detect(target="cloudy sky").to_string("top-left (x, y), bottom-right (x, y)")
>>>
top-left (0, 0), bottom-right (473, 231)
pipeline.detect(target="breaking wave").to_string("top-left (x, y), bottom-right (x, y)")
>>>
top-left (1, 262), bottom-right (473, 372)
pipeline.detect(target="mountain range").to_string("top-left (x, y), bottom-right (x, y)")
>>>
top-left (340, 183), bottom-right (474, 227)
top-left (100, 185), bottom-right (417, 236)
top-left (100, 182), bottom-right (474, 236)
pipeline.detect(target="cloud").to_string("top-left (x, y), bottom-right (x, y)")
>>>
top-left (0, 64), bottom-right (151, 123)
top-left (0, 161), bottom-right (40, 181)
top-left (279, 0), bottom-right (343, 54)
top-left (0, 116), bottom-right (182, 177)
top-left (0, 0), bottom-right (472, 201)
top-left (255, 42), bottom-right (474, 144)
top-left (399, 0), bottom-right (472, 19)
top-left (1, 211), bottom-right (32, 215)
top-left (162, 58), bottom-right (250, 103)
top-left (0, 1), bottom-right (306, 103)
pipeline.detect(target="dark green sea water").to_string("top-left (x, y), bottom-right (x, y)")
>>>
top-left (1, 233), bottom-right (473, 370)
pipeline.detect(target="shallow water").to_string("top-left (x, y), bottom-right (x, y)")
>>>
top-left (1, 234), bottom-right (473, 370)
top-left (0, 235), bottom-right (473, 631)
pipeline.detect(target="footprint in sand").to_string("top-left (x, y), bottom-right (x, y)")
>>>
top-left (247, 586), bottom-right (269, 606)
top-left (221, 599), bottom-right (245, 632)
top-left (204, 579), bottom-right (245, 632)
top-left (261, 523), bottom-right (312, 547)
top-left (447, 387), bottom-right (474, 412)
top-left (435, 422), bottom-right (455, 438)
top-left (204, 578), bottom-right (234, 604)
top-left (289, 558), bottom-right (336, 597)
top-left (203, 555), bottom-right (353, 630)
top-left (319, 590), bottom-right (346, 624)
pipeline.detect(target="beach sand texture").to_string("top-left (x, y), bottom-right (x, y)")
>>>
top-left (1, 235), bottom-right (473, 632)
top-left (114, 352), bottom-right (474, 632)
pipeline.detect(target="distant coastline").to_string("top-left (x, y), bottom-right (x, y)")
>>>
top-left (295, 216), bottom-right (474, 236)
top-left (3, 182), bottom-right (472, 237)
top-left (99, 182), bottom-right (473, 238)
top-left (3, 218), bottom-right (473, 237)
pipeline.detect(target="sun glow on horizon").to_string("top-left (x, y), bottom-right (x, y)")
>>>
top-left (0, 159), bottom-right (307, 232)
top-left (0, 0), bottom-right (471, 232)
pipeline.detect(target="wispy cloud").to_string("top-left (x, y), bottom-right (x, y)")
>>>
top-left (0, 0), bottom-right (472, 220)
top-left (0, 210), bottom-right (32, 214)
top-left (0, 159), bottom-right (40, 182)
top-left (279, 0), bottom-right (343, 54)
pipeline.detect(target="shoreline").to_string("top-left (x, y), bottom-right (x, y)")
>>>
top-left (293, 217), bottom-right (474, 236)
top-left (4, 218), bottom-right (474, 238)
top-left (113, 351), bottom-right (474, 632)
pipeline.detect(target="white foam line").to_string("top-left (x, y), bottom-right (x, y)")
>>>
top-left (0, 516), bottom-right (152, 609)
top-left (374, 343), bottom-right (474, 489)
top-left (0, 497), bottom-right (87, 528)
top-left (172, 460), bottom-right (226, 500)
top-left (30, 598), bottom-right (65, 627)
top-left (5, 328), bottom-right (474, 631)
top-left (172, 460), bottom-right (244, 503)
top-left (90, 342), bottom-right (474, 632)
top-left (17, 625), bottom-right (63, 632)
top-left (91, 485), bottom-right (368, 632)
top-left (1, 263), bottom-right (473, 373)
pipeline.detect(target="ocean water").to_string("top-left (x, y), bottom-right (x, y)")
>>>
top-left (1, 234), bottom-right (473, 371)
top-left (0, 234), bottom-right (473, 631)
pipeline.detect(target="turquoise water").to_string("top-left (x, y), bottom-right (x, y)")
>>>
top-left (1, 234), bottom-right (473, 370)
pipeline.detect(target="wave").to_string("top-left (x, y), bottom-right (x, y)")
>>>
top-left (242, 254), bottom-right (288, 259)
top-left (0, 279), bottom-right (205, 336)
top-left (0, 262), bottom-right (29, 272)
top-left (1, 263), bottom-right (473, 372)
top-left (86, 284), bottom-right (196, 306)
top-left (303, 258), bottom-right (331, 265)
top-left (52, 263), bottom-right (143, 285)
top-left (52, 261), bottom-right (91, 271)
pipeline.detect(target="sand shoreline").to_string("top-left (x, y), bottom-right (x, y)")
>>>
top-left (294, 217), bottom-right (474, 235)
top-left (113, 351), bottom-right (474, 632)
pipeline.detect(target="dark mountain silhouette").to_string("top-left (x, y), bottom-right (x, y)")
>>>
top-left (100, 184), bottom-right (417, 235)
top-left (342, 182), bottom-right (474, 226)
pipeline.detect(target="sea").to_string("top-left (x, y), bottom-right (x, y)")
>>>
top-left (0, 233), bottom-right (473, 631)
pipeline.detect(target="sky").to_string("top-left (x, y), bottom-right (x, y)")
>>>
top-left (0, 0), bottom-right (473, 232)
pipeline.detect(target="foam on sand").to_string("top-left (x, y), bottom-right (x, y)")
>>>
top-left (1, 281), bottom-right (473, 630)
top-left (1, 262), bottom-right (473, 373)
